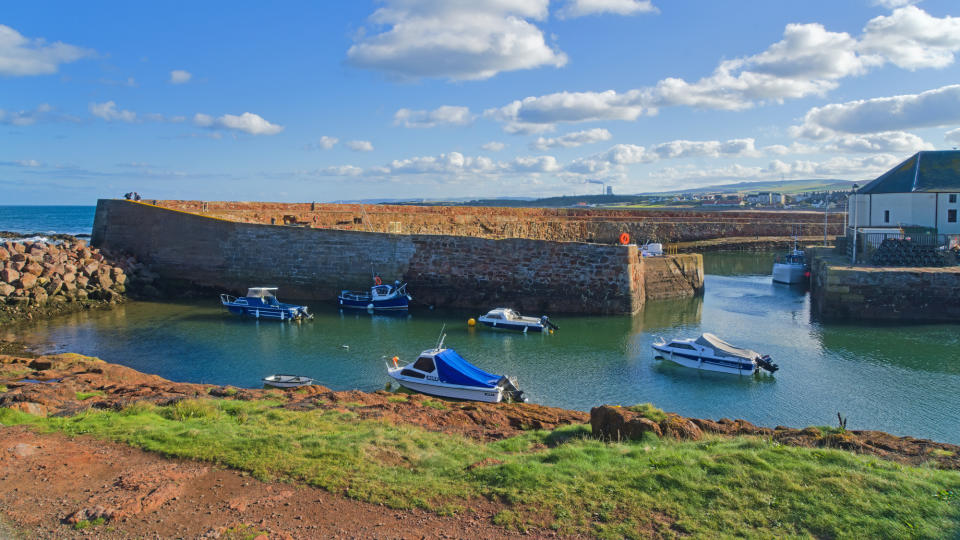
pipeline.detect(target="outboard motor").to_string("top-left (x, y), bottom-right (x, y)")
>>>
top-left (540, 315), bottom-right (559, 331)
top-left (756, 355), bottom-right (779, 373)
top-left (498, 376), bottom-right (527, 403)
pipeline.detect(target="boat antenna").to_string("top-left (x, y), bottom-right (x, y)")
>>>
top-left (435, 324), bottom-right (446, 350)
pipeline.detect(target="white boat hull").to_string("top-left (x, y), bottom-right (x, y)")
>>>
top-left (652, 344), bottom-right (757, 375)
top-left (388, 369), bottom-right (504, 402)
top-left (772, 263), bottom-right (806, 284)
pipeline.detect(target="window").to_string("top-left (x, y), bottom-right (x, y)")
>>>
top-left (949, 209), bottom-right (958, 223)
top-left (951, 194), bottom-right (958, 203)
top-left (671, 343), bottom-right (696, 350)
top-left (400, 369), bottom-right (425, 379)
top-left (413, 356), bottom-right (435, 372)
top-left (884, 210), bottom-right (890, 223)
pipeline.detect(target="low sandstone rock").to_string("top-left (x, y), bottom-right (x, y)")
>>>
top-left (0, 268), bottom-right (19, 283)
top-left (12, 243), bottom-right (25, 254)
top-left (24, 261), bottom-right (43, 276)
top-left (62, 272), bottom-right (76, 283)
top-left (64, 263), bottom-right (77, 274)
top-left (76, 275), bottom-right (89, 288)
top-left (590, 405), bottom-right (664, 441)
top-left (45, 278), bottom-right (62, 296)
top-left (14, 273), bottom-right (37, 289)
top-left (0, 247), bottom-right (8, 261)
top-left (10, 252), bottom-right (27, 262)
top-left (10, 261), bottom-right (25, 272)
top-left (7, 402), bottom-right (48, 417)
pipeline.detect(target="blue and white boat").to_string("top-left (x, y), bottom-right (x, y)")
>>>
top-left (339, 277), bottom-right (411, 311)
top-left (477, 308), bottom-right (557, 333)
top-left (386, 336), bottom-right (526, 403)
top-left (219, 287), bottom-right (312, 320)
top-left (652, 333), bottom-right (778, 375)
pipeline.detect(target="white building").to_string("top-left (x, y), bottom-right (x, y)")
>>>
top-left (849, 151), bottom-right (960, 235)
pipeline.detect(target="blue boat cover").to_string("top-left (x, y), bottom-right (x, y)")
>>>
top-left (434, 349), bottom-right (500, 388)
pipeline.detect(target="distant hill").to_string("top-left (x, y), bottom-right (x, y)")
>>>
top-left (644, 179), bottom-right (859, 196)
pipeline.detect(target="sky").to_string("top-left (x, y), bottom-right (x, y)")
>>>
top-left (2, 0), bottom-right (960, 204)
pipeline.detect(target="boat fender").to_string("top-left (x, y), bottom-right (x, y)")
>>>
top-left (467, 318), bottom-right (476, 326)
top-left (374, 276), bottom-right (382, 285)
top-left (392, 356), bottom-right (399, 368)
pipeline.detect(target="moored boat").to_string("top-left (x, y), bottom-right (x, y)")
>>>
top-left (339, 277), bottom-right (411, 311)
top-left (219, 288), bottom-right (312, 320)
top-left (772, 248), bottom-right (809, 284)
top-left (386, 337), bottom-right (526, 403)
top-left (477, 308), bottom-right (557, 333)
top-left (652, 333), bottom-right (779, 375)
top-left (262, 374), bottom-right (314, 388)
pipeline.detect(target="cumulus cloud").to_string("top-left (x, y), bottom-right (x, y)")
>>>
top-left (872, 0), bottom-right (918, 8)
top-left (346, 140), bottom-right (374, 152)
top-left (0, 24), bottom-right (94, 76)
top-left (858, 6), bottom-right (960, 70)
top-left (305, 136), bottom-right (339, 150)
top-left (0, 103), bottom-right (61, 126)
top-left (650, 154), bottom-right (900, 183)
top-left (486, 6), bottom-right (960, 129)
top-left (346, 0), bottom-right (566, 81)
top-left (170, 69), bottom-right (192, 84)
top-left (825, 131), bottom-right (933, 154)
top-left (793, 84), bottom-right (960, 138)
top-left (482, 141), bottom-right (505, 151)
top-left (394, 105), bottom-right (473, 128)
top-left (558, 0), bottom-right (658, 18)
top-left (321, 165), bottom-right (364, 176)
top-left (946, 128), bottom-right (960, 145)
top-left (90, 101), bottom-right (137, 123)
top-left (194, 112), bottom-right (284, 135)
top-left (531, 128), bottom-right (612, 150)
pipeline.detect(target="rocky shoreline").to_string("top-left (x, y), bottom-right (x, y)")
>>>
top-left (2, 352), bottom-right (957, 470)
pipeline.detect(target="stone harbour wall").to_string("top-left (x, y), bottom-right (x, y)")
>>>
top-left (810, 253), bottom-right (960, 321)
top-left (145, 200), bottom-right (846, 244)
top-left (92, 200), bottom-right (661, 314)
top-left (641, 254), bottom-right (704, 301)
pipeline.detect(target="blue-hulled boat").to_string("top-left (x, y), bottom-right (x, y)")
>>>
top-left (219, 288), bottom-right (312, 320)
top-left (338, 277), bottom-right (411, 311)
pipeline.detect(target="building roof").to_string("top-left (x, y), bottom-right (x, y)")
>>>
top-left (858, 151), bottom-right (960, 194)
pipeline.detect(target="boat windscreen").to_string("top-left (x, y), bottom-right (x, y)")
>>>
top-left (695, 333), bottom-right (759, 360)
top-left (434, 349), bottom-right (500, 388)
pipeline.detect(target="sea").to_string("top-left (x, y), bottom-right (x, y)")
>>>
top-left (3, 206), bottom-right (959, 444)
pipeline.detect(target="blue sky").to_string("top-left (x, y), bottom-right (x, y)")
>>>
top-left (2, 0), bottom-right (960, 204)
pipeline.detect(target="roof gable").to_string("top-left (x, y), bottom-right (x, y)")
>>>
top-left (859, 151), bottom-right (960, 194)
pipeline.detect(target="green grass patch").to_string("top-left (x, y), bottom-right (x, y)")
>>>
top-left (1, 400), bottom-right (958, 538)
top-left (422, 399), bottom-right (447, 410)
top-left (626, 403), bottom-right (667, 423)
top-left (387, 395), bottom-right (408, 403)
top-left (220, 523), bottom-right (268, 540)
top-left (0, 385), bottom-right (7, 393)
top-left (76, 390), bottom-right (105, 401)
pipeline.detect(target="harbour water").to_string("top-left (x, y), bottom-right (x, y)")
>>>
top-left (5, 252), bottom-right (959, 444)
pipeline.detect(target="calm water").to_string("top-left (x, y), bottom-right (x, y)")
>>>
top-left (5, 252), bottom-right (959, 444)
top-left (0, 206), bottom-right (96, 237)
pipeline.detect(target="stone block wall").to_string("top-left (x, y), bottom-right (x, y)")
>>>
top-left (810, 254), bottom-right (960, 321)
top-left (92, 200), bottom-right (650, 314)
top-left (642, 254), bottom-right (704, 301)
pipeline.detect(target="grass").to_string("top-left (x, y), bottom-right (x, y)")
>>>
top-left (627, 403), bottom-right (667, 423)
top-left (75, 390), bottom-right (105, 401)
top-left (0, 385), bottom-right (7, 393)
top-left (1, 399), bottom-right (958, 538)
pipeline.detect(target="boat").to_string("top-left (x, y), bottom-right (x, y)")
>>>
top-left (219, 287), bottom-right (312, 320)
top-left (386, 335), bottom-right (526, 403)
top-left (262, 374), bottom-right (314, 388)
top-left (339, 276), bottom-right (411, 311)
top-left (476, 308), bottom-right (558, 333)
top-left (772, 229), bottom-right (809, 284)
top-left (651, 333), bottom-right (779, 375)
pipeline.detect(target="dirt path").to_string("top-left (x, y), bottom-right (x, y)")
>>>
top-left (0, 426), bottom-right (547, 539)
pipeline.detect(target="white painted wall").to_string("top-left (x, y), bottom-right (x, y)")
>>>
top-left (849, 192), bottom-right (960, 232)
top-left (938, 193), bottom-right (960, 234)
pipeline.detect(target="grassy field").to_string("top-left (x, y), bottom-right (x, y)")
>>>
top-left (2, 399), bottom-right (958, 538)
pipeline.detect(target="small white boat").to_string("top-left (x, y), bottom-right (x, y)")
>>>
top-left (652, 333), bottom-right (779, 375)
top-left (772, 248), bottom-right (808, 284)
top-left (477, 308), bottom-right (557, 333)
top-left (386, 336), bottom-right (525, 403)
top-left (262, 374), bottom-right (314, 388)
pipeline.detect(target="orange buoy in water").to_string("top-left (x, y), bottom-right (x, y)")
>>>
top-left (619, 232), bottom-right (630, 245)
top-left (392, 356), bottom-right (399, 367)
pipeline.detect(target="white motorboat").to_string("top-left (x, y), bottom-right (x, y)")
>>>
top-left (262, 374), bottom-right (314, 388)
top-left (477, 308), bottom-right (557, 333)
top-left (386, 336), bottom-right (526, 403)
top-left (651, 333), bottom-right (779, 375)
top-left (772, 248), bottom-right (808, 284)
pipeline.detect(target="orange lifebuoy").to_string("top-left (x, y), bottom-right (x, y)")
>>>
top-left (619, 232), bottom-right (630, 245)
top-left (374, 276), bottom-right (382, 285)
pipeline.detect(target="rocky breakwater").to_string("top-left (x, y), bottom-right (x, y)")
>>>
top-left (0, 238), bottom-right (152, 324)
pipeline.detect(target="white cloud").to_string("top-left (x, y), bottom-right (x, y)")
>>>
top-left (946, 128), bottom-right (960, 145)
top-left (651, 138), bottom-right (758, 159)
top-left (0, 24), bottom-right (94, 76)
top-left (346, 140), bottom-right (374, 152)
top-left (346, 0), bottom-right (566, 81)
top-left (321, 165), bottom-right (364, 176)
top-left (394, 105), bottom-right (473, 128)
top-left (482, 141), bottom-right (505, 151)
top-left (650, 154), bottom-right (900, 183)
top-left (90, 101), bottom-right (137, 123)
top-left (794, 84), bottom-right (960, 138)
top-left (16, 159), bottom-right (42, 167)
top-left (0, 103), bottom-right (62, 126)
top-left (486, 90), bottom-right (646, 132)
top-left (558, 0), bottom-right (658, 18)
top-left (306, 136), bottom-right (339, 150)
top-left (170, 69), bottom-right (192, 84)
top-left (194, 112), bottom-right (284, 135)
top-left (872, 0), bottom-right (918, 8)
top-left (858, 7), bottom-right (960, 70)
top-left (825, 131), bottom-right (933, 154)
top-left (531, 128), bottom-right (612, 150)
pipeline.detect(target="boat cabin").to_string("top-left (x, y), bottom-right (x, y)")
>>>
top-left (399, 351), bottom-right (440, 381)
top-left (241, 287), bottom-right (282, 307)
top-left (483, 308), bottom-right (522, 321)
